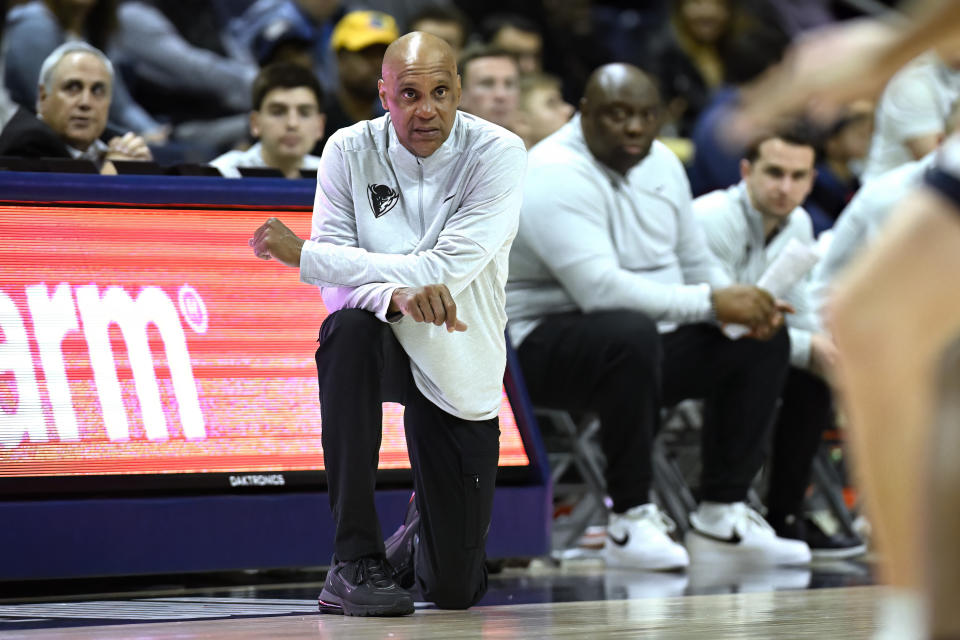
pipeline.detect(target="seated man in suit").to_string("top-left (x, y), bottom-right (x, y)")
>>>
top-left (0, 41), bottom-right (152, 174)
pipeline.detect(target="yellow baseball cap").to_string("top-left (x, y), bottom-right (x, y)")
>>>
top-left (330, 11), bottom-right (398, 52)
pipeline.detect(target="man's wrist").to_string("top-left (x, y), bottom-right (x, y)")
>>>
top-left (707, 287), bottom-right (719, 323)
top-left (388, 288), bottom-right (402, 313)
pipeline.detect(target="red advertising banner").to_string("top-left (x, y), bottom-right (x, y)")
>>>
top-left (0, 204), bottom-right (528, 479)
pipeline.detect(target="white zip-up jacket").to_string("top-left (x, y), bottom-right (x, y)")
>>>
top-left (299, 111), bottom-right (527, 421)
top-left (693, 182), bottom-right (819, 368)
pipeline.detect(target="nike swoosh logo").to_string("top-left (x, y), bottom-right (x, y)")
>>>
top-left (608, 532), bottom-right (629, 547)
top-left (694, 529), bottom-right (743, 544)
top-left (442, 193), bottom-right (456, 203)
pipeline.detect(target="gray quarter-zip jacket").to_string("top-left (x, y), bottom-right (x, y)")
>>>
top-left (693, 182), bottom-right (819, 368)
top-left (299, 111), bottom-right (527, 421)
top-left (506, 115), bottom-right (729, 348)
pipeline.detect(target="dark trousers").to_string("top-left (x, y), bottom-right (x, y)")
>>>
top-left (316, 309), bottom-right (500, 609)
top-left (517, 310), bottom-right (790, 512)
top-left (765, 366), bottom-right (834, 522)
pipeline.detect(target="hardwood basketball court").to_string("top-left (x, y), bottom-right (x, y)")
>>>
top-left (0, 559), bottom-right (880, 639)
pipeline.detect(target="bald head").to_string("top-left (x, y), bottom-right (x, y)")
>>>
top-left (579, 63), bottom-right (663, 174)
top-left (582, 63), bottom-right (658, 110)
top-left (378, 31), bottom-right (462, 157)
top-left (382, 32), bottom-right (457, 83)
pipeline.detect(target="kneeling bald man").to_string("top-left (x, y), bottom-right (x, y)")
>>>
top-left (250, 32), bottom-right (526, 616)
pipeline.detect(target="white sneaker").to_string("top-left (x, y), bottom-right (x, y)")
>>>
top-left (686, 502), bottom-right (811, 566)
top-left (603, 503), bottom-right (690, 571)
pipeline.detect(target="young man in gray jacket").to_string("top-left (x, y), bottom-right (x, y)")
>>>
top-left (694, 129), bottom-right (865, 559)
top-left (250, 32), bottom-right (526, 616)
top-left (507, 63), bottom-right (808, 571)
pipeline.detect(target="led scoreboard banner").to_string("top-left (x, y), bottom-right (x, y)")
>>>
top-left (0, 198), bottom-right (530, 495)
top-left (0, 174), bottom-right (549, 581)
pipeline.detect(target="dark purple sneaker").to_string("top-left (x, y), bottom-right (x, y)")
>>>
top-left (318, 556), bottom-right (414, 616)
top-left (384, 494), bottom-right (419, 589)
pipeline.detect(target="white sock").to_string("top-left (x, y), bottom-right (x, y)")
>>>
top-left (695, 501), bottom-right (739, 524)
top-left (874, 589), bottom-right (927, 640)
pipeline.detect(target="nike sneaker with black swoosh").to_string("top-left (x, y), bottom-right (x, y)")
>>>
top-left (603, 503), bottom-right (690, 570)
top-left (685, 502), bottom-right (811, 566)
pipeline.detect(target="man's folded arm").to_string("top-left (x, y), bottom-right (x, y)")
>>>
top-left (302, 143), bottom-right (526, 297)
top-left (522, 165), bottom-right (713, 323)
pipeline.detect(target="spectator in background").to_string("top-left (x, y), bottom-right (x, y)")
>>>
top-left (0, 0), bottom-right (13, 128)
top-left (344, 0), bottom-right (453, 33)
top-left (693, 128), bottom-right (865, 559)
top-left (323, 10), bottom-right (397, 135)
top-left (805, 101), bottom-right (874, 235)
top-left (457, 0), bottom-right (603, 107)
top-left (0, 41), bottom-right (152, 174)
top-left (539, 0), bottom-right (605, 105)
top-left (513, 71), bottom-right (573, 149)
top-left (0, 79), bottom-right (11, 127)
top-left (113, 1), bottom-right (257, 124)
top-left (2, 0), bottom-right (165, 139)
top-left (210, 62), bottom-right (324, 179)
top-left (458, 45), bottom-right (519, 131)
top-left (861, 47), bottom-right (960, 180)
top-left (685, 29), bottom-right (788, 196)
top-left (810, 100), bottom-right (960, 313)
top-left (642, 0), bottom-right (788, 137)
top-left (481, 13), bottom-right (543, 75)
top-left (227, 0), bottom-right (344, 95)
top-left (407, 4), bottom-right (469, 57)
top-left (107, 0), bottom-right (260, 163)
top-left (254, 18), bottom-right (315, 69)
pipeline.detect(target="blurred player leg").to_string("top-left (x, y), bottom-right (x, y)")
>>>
top-left (831, 190), bottom-right (960, 635)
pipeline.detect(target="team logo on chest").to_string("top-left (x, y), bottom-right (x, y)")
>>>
top-left (367, 184), bottom-right (399, 218)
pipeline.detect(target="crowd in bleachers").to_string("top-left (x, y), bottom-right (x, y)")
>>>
top-left (6, 0), bottom-right (959, 574)
top-left (0, 0), bottom-right (896, 184)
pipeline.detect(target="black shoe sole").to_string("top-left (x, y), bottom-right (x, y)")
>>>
top-left (318, 590), bottom-right (414, 617)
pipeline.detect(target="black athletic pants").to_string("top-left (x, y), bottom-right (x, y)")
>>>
top-left (316, 309), bottom-right (500, 609)
top-left (517, 310), bottom-right (790, 513)
top-left (765, 366), bottom-right (835, 523)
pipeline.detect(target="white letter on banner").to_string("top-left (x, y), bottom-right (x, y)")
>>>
top-left (0, 289), bottom-right (47, 447)
top-left (26, 283), bottom-right (80, 441)
top-left (76, 285), bottom-right (205, 442)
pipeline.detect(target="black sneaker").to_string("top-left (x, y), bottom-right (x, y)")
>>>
top-left (384, 493), bottom-right (419, 589)
top-left (804, 521), bottom-right (867, 560)
top-left (773, 514), bottom-right (867, 561)
top-left (318, 556), bottom-right (414, 616)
